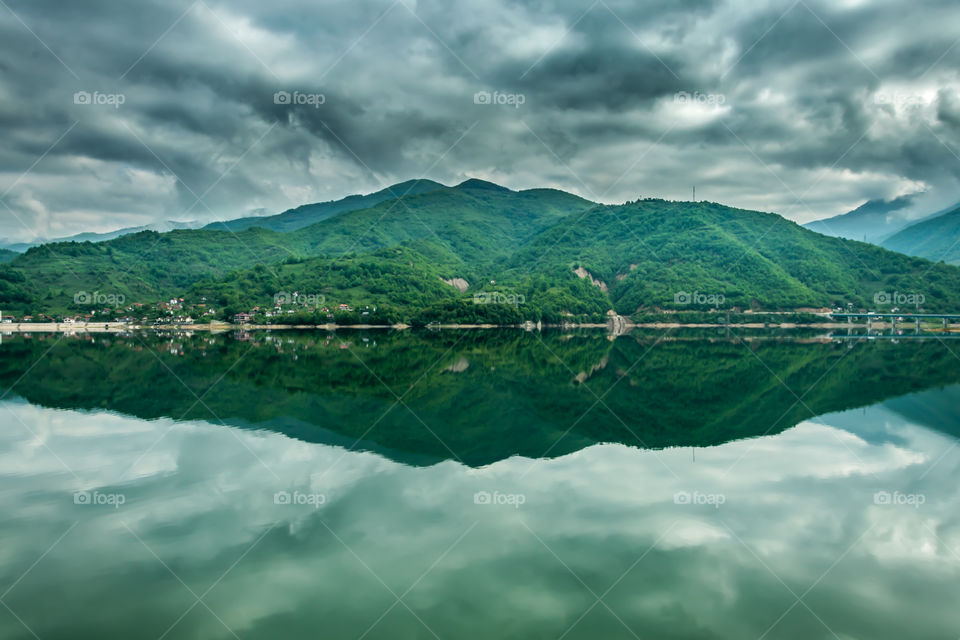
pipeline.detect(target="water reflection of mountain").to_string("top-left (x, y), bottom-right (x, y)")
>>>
top-left (883, 385), bottom-right (960, 437)
top-left (1, 330), bottom-right (958, 466)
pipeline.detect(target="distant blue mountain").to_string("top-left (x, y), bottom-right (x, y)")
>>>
top-left (803, 194), bottom-right (922, 243)
top-left (0, 220), bottom-right (200, 253)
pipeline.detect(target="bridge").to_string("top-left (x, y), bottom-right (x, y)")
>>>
top-left (828, 313), bottom-right (960, 320)
top-left (828, 312), bottom-right (960, 335)
top-left (830, 334), bottom-right (960, 340)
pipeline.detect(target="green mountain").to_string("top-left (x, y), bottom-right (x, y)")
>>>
top-left (503, 199), bottom-right (960, 313)
top-left (186, 180), bottom-right (602, 322)
top-left (0, 179), bottom-right (596, 317)
top-left (7, 226), bottom-right (297, 309)
top-left (203, 178), bottom-right (447, 232)
top-left (291, 179), bottom-right (595, 265)
top-left (881, 206), bottom-right (960, 264)
top-left (3, 181), bottom-right (960, 320)
top-left (0, 249), bottom-right (18, 264)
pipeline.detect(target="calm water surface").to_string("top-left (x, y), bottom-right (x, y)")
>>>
top-left (1, 330), bottom-right (958, 639)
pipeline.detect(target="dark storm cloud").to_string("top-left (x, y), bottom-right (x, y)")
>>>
top-left (1, 0), bottom-right (960, 241)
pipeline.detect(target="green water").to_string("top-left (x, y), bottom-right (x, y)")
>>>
top-left (0, 329), bottom-right (958, 638)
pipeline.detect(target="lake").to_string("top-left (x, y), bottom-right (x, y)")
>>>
top-left (1, 329), bottom-right (958, 639)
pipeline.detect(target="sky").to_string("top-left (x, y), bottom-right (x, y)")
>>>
top-left (1, 0), bottom-right (960, 242)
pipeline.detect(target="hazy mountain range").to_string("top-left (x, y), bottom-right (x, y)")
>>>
top-left (0, 220), bottom-right (201, 253)
top-left (802, 195), bottom-right (922, 243)
top-left (801, 195), bottom-right (960, 265)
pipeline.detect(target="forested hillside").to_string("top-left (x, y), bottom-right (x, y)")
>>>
top-left (3, 181), bottom-right (960, 323)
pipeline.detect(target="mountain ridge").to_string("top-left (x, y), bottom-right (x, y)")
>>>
top-left (203, 178), bottom-right (449, 233)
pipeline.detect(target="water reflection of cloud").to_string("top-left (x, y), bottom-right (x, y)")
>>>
top-left (1, 400), bottom-right (958, 639)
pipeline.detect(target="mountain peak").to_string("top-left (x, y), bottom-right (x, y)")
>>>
top-left (455, 178), bottom-right (512, 192)
top-left (382, 178), bottom-right (447, 195)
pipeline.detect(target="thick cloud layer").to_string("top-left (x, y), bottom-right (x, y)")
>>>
top-left (1, 0), bottom-right (959, 240)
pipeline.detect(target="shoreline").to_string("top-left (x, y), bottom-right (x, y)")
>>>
top-left (2, 321), bottom-right (959, 333)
